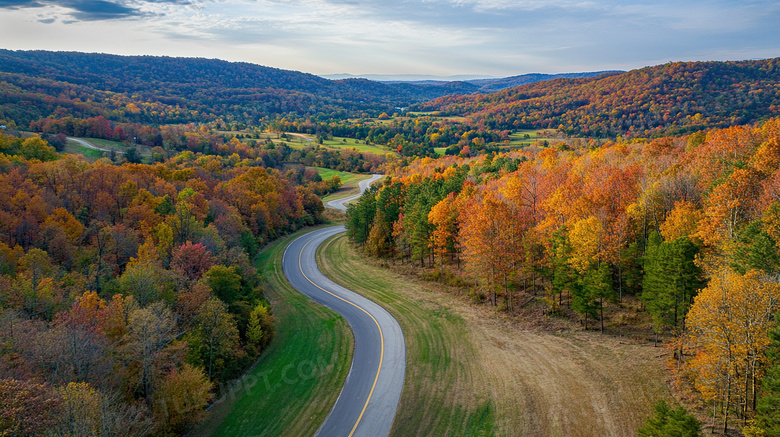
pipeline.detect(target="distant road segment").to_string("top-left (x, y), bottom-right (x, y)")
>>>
top-left (326, 174), bottom-right (384, 211)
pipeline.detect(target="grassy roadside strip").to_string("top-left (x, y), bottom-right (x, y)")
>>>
top-left (196, 228), bottom-right (354, 437)
top-left (316, 233), bottom-right (671, 437)
top-left (316, 234), bottom-right (497, 436)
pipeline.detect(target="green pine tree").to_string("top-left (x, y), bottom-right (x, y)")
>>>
top-left (641, 232), bottom-right (704, 338)
top-left (550, 226), bottom-right (578, 309)
top-left (732, 220), bottom-right (780, 275)
top-left (637, 399), bottom-right (702, 437)
top-left (757, 315), bottom-right (780, 436)
top-left (581, 262), bottom-right (613, 333)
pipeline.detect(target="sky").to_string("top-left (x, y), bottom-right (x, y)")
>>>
top-left (1, 0), bottom-right (779, 78)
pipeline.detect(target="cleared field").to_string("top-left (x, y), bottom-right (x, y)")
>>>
top-left (314, 167), bottom-right (366, 186)
top-left (195, 229), bottom-right (353, 437)
top-left (320, 136), bottom-right (391, 154)
top-left (65, 137), bottom-right (153, 160)
top-left (317, 234), bottom-right (671, 437)
top-left (64, 140), bottom-right (105, 159)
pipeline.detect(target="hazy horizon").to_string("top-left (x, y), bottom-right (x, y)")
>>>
top-left (1, 0), bottom-right (778, 77)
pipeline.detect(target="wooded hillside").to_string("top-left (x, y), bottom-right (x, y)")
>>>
top-left (419, 58), bottom-right (780, 138)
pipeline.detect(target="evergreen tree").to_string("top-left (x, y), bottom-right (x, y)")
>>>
top-left (581, 262), bottom-right (613, 333)
top-left (550, 226), bottom-right (577, 309)
top-left (757, 314), bottom-right (780, 436)
top-left (732, 220), bottom-right (780, 275)
top-left (637, 399), bottom-right (702, 437)
top-left (345, 186), bottom-right (377, 245)
top-left (641, 232), bottom-right (704, 336)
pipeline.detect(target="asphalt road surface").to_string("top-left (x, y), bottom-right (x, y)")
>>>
top-left (282, 226), bottom-right (405, 437)
top-left (325, 174), bottom-right (384, 211)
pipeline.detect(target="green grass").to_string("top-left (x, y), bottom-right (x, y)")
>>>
top-left (76, 137), bottom-right (125, 149)
top-left (316, 235), bottom-right (497, 436)
top-left (64, 140), bottom-right (105, 159)
top-left (195, 228), bottom-right (353, 437)
top-left (506, 129), bottom-right (563, 148)
top-left (314, 167), bottom-right (365, 186)
top-left (434, 147), bottom-right (447, 156)
top-left (319, 136), bottom-right (391, 154)
top-left (64, 137), bottom-right (154, 160)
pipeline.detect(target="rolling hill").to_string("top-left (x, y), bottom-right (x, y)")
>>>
top-left (418, 58), bottom-right (780, 137)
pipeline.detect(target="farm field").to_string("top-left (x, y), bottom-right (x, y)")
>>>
top-left (64, 137), bottom-right (152, 160)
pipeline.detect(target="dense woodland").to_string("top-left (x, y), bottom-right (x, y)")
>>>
top-left (346, 117), bottom-right (780, 435)
top-left (0, 50), bottom-right (487, 128)
top-left (419, 58), bottom-right (780, 138)
top-left (0, 129), bottom-right (364, 435)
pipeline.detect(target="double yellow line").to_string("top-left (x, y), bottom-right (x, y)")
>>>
top-left (297, 238), bottom-right (385, 437)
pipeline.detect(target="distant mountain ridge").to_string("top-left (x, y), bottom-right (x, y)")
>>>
top-left (4, 49), bottom-right (776, 140)
top-left (419, 58), bottom-right (780, 137)
top-left (466, 71), bottom-right (623, 92)
top-left (323, 71), bottom-right (621, 93)
top-left (0, 49), bottom-right (619, 128)
top-left (0, 49), bottom-right (477, 126)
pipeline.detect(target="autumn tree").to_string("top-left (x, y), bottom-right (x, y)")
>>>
top-left (153, 363), bottom-right (212, 435)
top-left (124, 302), bottom-right (177, 400)
top-left (0, 378), bottom-right (61, 436)
top-left (428, 193), bottom-right (459, 273)
top-left (246, 302), bottom-right (274, 351)
top-left (459, 191), bottom-right (513, 307)
top-left (685, 269), bottom-right (780, 433)
top-left (187, 297), bottom-right (241, 380)
top-left (171, 242), bottom-right (214, 283)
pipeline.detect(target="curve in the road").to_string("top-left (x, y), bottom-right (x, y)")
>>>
top-left (283, 226), bottom-right (405, 437)
top-left (326, 174), bottom-right (384, 211)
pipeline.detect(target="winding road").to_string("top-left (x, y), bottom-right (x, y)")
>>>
top-left (325, 174), bottom-right (384, 211)
top-left (282, 173), bottom-right (404, 437)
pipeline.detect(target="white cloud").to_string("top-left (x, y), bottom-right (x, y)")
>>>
top-left (0, 0), bottom-right (778, 76)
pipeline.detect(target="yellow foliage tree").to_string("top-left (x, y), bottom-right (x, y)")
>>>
top-left (660, 200), bottom-right (704, 242)
top-left (56, 382), bottom-right (103, 436)
top-left (685, 269), bottom-right (780, 433)
top-left (568, 216), bottom-right (603, 273)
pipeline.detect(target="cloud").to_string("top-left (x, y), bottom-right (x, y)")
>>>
top-left (0, 0), bottom-right (44, 7)
top-left (0, 0), bottom-right (188, 20)
top-left (1, 0), bottom-right (778, 76)
top-left (67, 0), bottom-right (141, 19)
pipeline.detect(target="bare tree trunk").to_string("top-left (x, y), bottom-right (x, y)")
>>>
top-left (723, 375), bottom-right (731, 434)
top-left (600, 296), bottom-right (604, 333)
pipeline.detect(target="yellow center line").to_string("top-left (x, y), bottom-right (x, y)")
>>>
top-left (298, 238), bottom-right (385, 437)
